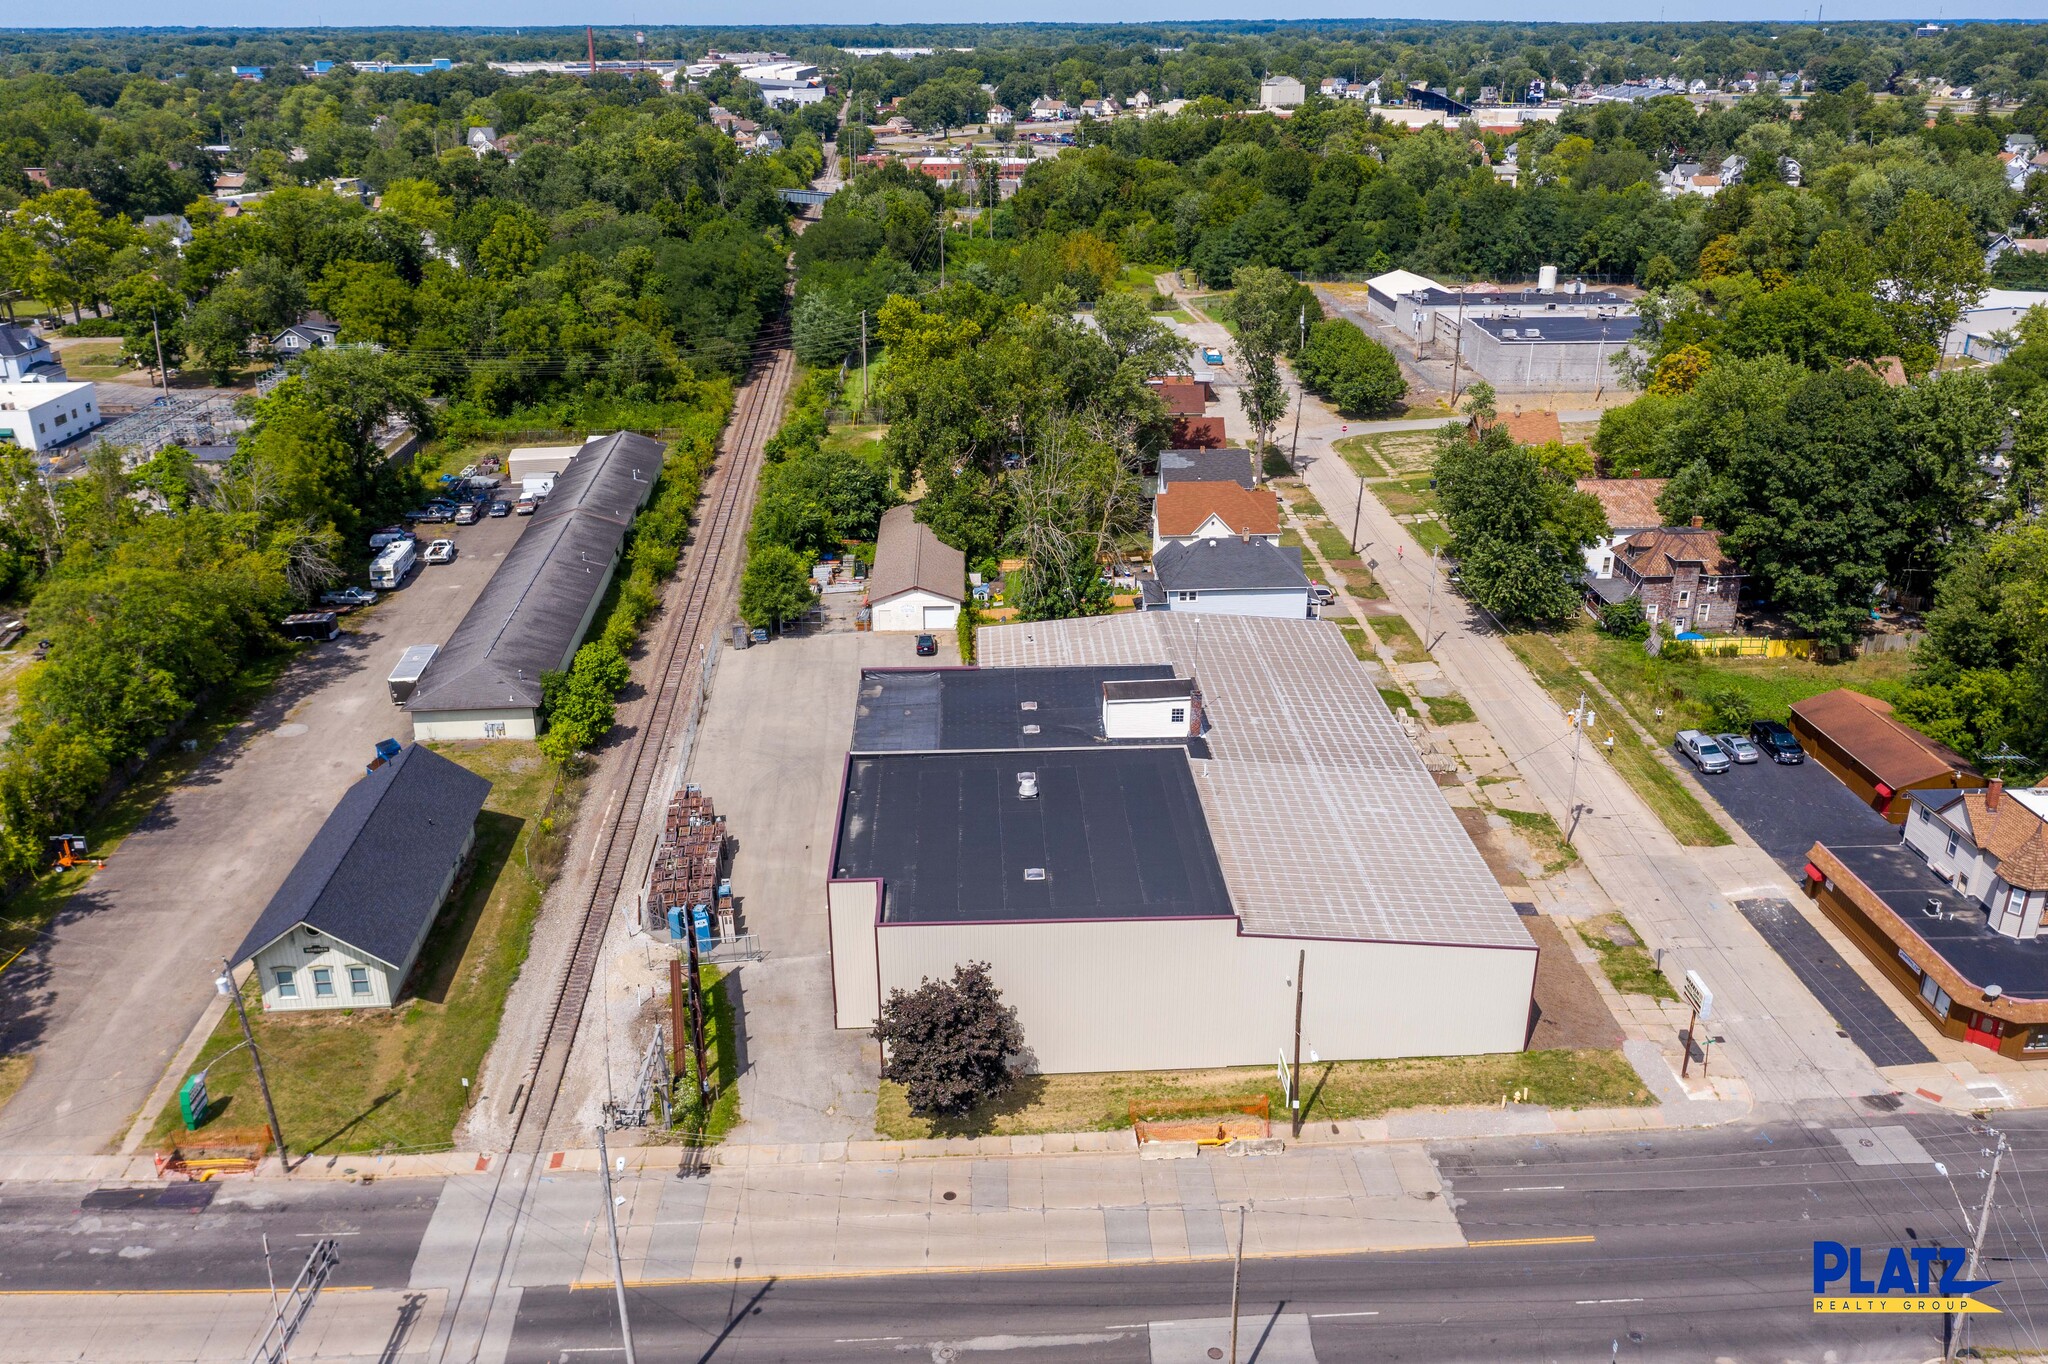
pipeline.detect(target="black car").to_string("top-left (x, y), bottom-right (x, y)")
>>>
top-left (915, 633), bottom-right (938, 657)
top-left (1748, 719), bottom-right (1806, 764)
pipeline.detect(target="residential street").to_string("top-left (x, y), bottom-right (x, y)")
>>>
top-left (1162, 292), bottom-right (1890, 1110)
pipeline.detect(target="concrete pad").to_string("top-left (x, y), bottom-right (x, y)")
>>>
top-left (638, 1175), bottom-right (709, 1280)
top-left (1150, 1313), bottom-right (1318, 1364)
top-left (510, 1173), bottom-right (599, 1287)
top-left (1103, 1206), bottom-right (1152, 1261)
top-left (407, 1174), bottom-right (496, 1290)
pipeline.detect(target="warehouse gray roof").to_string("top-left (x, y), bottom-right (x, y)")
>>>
top-left (1153, 538), bottom-right (1309, 593)
top-left (407, 432), bottom-right (663, 714)
top-left (232, 745), bottom-right (491, 969)
top-left (1469, 316), bottom-right (1642, 344)
top-left (1158, 447), bottom-right (1256, 489)
top-left (852, 664), bottom-right (1176, 751)
top-left (978, 613), bottom-right (1530, 950)
top-left (836, 747), bottom-right (1234, 926)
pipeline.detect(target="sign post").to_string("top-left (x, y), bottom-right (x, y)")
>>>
top-left (1681, 970), bottom-right (1713, 1079)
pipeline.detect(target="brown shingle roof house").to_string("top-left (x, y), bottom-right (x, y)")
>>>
top-left (1170, 415), bottom-right (1227, 449)
top-left (1789, 688), bottom-right (1983, 822)
top-left (1953, 783), bottom-right (2048, 891)
top-left (868, 504), bottom-right (966, 610)
top-left (1575, 478), bottom-right (1669, 533)
top-left (1153, 481), bottom-right (1280, 549)
top-left (1150, 379), bottom-right (1210, 417)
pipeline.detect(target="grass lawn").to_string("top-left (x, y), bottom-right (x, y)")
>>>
top-left (1409, 520), bottom-right (1452, 555)
top-left (1335, 623), bottom-right (1374, 663)
top-left (61, 342), bottom-right (131, 380)
top-left (1191, 294), bottom-right (1237, 334)
top-left (1161, 309), bottom-right (1194, 324)
top-left (1377, 684), bottom-right (1413, 715)
top-left (1373, 613), bottom-right (1429, 665)
top-left (1374, 475), bottom-right (1438, 518)
top-left (1339, 431), bottom-right (1439, 478)
top-left (148, 741), bottom-right (553, 1156)
top-left (1425, 692), bottom-right (1476, 726)
top-left (876, 1048), bottom-right (1649, 1139)
top-left (1332, 434), bottom-right (1390, 479)
top-left (822, 422), bottom-right (889, 460)
top-left (1279, 485), bottom-right (1326, 518)
top-left (1577, 914), bottom-right (1678, 999)
top-left (1496, 807), bottom-right (1578, 875)
top-left (1570, 623), bottom-right (1917, 737)
top-left (1505, 630), bottom-right (1732, 847)
top-left (0, 1054), bottom-right (28, 1114)
top-left (0, 654), bottom-right (292, 976)
top-left (1307, 524), bottom-right (1356, 564)
top-left (656, 964), bottom-right (742, 1145)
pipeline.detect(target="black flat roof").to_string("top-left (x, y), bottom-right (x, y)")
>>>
top-left (1470, 316), bottom-right (1642, 344)
top-left (1829, 840), bottom-right (2048, 1002)
top-left (836, 748), bottom-right (1234, 926)
top-left (851, 665), bottom-right (1176, 752)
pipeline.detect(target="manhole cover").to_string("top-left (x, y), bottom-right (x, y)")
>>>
top-left (1208, 1350), bottom-right (1225, 1360)
top-left (942, 1190), bottom-right (957, 1201)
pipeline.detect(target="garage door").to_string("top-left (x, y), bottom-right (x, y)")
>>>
top-left (923, 605), bottom-right (953, 630)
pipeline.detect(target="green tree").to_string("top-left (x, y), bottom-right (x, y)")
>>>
top-left (1873, 189), bottom-right (1988, 352)
top-left (873, 961), bottom-right (1025, 1119)
top-left (738, 542), bottom-right (815, 629)
top-left (1434, 424), bottom-right (1607, 625)
top-left (1293, 318), bottom-right (1406, 415)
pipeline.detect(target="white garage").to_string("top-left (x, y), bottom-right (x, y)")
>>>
top-left (868, 504), bottom-right (965, 633)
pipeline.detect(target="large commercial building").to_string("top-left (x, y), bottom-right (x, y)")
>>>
top-left (0, 381), bottom-right (100, 453)
top-left (826, 613), bottom-right (1535, 1073)
top-left (407, 432), bottom-right (663, 740)
top-left (1459, 316), bottom-right (1642, 393)
top-left (1362, 268), bottom-right (1634, 357)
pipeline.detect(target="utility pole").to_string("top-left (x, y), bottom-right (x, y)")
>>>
top-left (1228, 1204), bottom-right (1247, 1364)
top-left (1949, 1130), bottom-right (2008, 1364)
top-left (596, 1127), bottom-right (640, 1364)
top-left (1563, 692), bottom-right (1590, 846)
top-left (218, 958), bottom-right (288, 1173)
top-left (1290, 949), bottom-right (1306, 1136)
top-left (1422, 548), bottom-right (1440, 651)
top-left (1351, 470), bottom-right (1368, 551)
top-left (1449, 288), bottom-right (1467, 403)
top-left (1287, 374), bottom-right (1304, 474)
top-left (150, 308), bottom-right (170, 398)
top-left (860, 310), bottom-right (869, 419)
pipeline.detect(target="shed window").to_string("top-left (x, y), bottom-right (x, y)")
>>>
top-left (311, 967), bottom-right (334, 998)
top-left (2027, 1030), bottom-right (2048, 1053)
top-left (1171, 707), bottom-right (1186, 723)
top-left (273, 968), bottom-right (297, 998)
top-left (348, 966), bottom-right (371, 996)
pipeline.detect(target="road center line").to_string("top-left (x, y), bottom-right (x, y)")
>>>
top-left (1574, 1298), bottom-right (1644, 1306)
top-left (1309, 1310), bottom-right (1380, 1319)
top-left (833, 1337), bottom-right (902, 1343)
top-left (1498, 1186), bottom-right (1566, 1191)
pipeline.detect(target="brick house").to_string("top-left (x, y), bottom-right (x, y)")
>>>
top-left (1600, 519), bottom-right (1743, 633)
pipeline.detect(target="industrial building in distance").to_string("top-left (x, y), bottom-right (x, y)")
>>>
top-left (826, 613), bottom-right (1535, 1073)
top-left (406, 431), bottom-right (662, 741)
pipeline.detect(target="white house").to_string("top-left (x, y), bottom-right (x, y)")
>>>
top-left (867, 503), bottom-right (965, 632)
top-left (0, 381), bottom-right (100, 452)
top-left (987, 103), bottom-right (1014, 125)
top-left (1029, 96), bottom-right (1072, 121)
top-left (1905, 782), bottom-right (2048, 941)
top-left (1259, 75), bottom-right (1306, 109)
top-left (1140, 536), bottom-right (1312, 619)
top-left (0, 323), bottom-right (64, 383)
top-left (234, 744), bottom-right (490, 1013)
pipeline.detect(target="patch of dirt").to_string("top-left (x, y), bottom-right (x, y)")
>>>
top-left (1523, 915), bottom-right (1626, 1051)
top-left (1455, 806), bottom-right (1526, 887)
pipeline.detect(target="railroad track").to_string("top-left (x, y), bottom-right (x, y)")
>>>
top-left (503, 321), bottom-right (795, 1153)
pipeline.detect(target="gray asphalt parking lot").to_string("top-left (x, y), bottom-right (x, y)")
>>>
top-left (0, 509), bottom-right (527, 1155)
top-left (1686, 738), bottom-right (1936, 1068)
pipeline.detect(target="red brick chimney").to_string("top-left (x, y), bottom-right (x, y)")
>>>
top-left (1689, 515), bottom-right (1704, 529)
top-left (1988, 778), bottom-right (2004, 812)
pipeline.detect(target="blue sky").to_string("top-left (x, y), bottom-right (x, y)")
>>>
top-left (22, 3), bottom-right (2048, 27)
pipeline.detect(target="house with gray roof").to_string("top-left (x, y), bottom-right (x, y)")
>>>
top-left (0, 323), bottom-right (63, 383)
top-left (233, 744), bottom-right (491, 1012)
top-left (1156, 446), bottom-right (1256, 492)
top-left (868, 503), bottom-right (965, 633)
top-left (407, 432), bottom-right (664, 740)
top-left (1139, 536), bottom-right (1311, 618)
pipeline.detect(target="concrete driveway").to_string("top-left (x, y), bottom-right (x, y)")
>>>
top-left (0, 510), bottom-right (528, 1155)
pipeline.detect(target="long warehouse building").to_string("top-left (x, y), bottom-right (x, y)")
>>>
top-left (826, 612), bottom-right (1536, 1073)
top-left (408, 431), bottom-right (663, 740)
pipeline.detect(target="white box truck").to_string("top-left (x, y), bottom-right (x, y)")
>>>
top-left (370, 538), bottom-right (415, 589)
top-left (387, 644), bottom-right (438, 705)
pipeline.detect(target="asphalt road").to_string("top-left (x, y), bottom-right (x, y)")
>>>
top-left (497, 1111), bottom-right (2048, 1364)
top-left (0, 1176), bottom-right (442, 1292)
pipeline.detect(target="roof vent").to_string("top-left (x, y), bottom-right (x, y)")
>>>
top-left (1022, 724), bottom-right (1041, 735)
top-left (1017, 771), bottom-right (1038, 799)
top-left (1020, 701), bottom-right (1038, 711)
top-left (1023, 867), bottom-right (1046, 881)
top-left (1502, 328), bottom-right (1517, 338)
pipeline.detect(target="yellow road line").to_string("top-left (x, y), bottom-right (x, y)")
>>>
top-left (567, 1233), bottom-right (1598, 1289)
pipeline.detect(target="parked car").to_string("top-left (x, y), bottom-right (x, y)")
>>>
top-left (1309, 581), bottom-right (1336, 606)
top-left (423, 539), bottom-right (457, 564)
top-left (1716, 733), bottom-right (1761, 764)
top-left (1202, 345), bottom-right (1225, 365)
top-left (1748, 719), bottom-right (1806, 764)
top-left (488, 499), bottom-right (512, 517)
top-left (321, 586), bottom-right (378, 609)
top-left (514, 498), bottom-right (537, 515)
top-left (367, 526), bottom-right (411, 550)
top-left (915, 633), bottom-right (938, 657)
top-left (453, 502), bottom-right (481, 525)
top-left (1676, 729), bottom-right (1731, 775)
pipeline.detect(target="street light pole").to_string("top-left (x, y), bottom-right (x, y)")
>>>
top-left (596, 1127), bottom-right (641, 1364)
top-left (1949, 1131), bottom-right (2008, 1364)
top-left (150, 308), bottom-right (170, 399)
top-left (1228, 1204), bottom-right (1247, 1364)
top-left (1563, 692), bottom-right (1590, 845)
top-left (1422, 548), bottom-right (1439, 651)
top-left (1290, 949), bottom-right (1305, 1137)
top-left (1449, 288), bottom-right (1467, 403)
top-left (218, 958), bottom-right (288, 1173)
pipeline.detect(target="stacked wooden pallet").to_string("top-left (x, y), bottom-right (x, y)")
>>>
top-left (651, 785), bottom-right (726, 932)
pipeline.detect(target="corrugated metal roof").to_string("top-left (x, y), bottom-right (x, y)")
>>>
top-left (978, 613), bottom-right (1529, 950)
top-left (406, 432), bottom-right (663, 715)
top-left (231, 745), bottom-right (491, 970)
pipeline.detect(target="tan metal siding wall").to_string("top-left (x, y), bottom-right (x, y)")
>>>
top-left (875, 919), bottom-right (1534, 1072)
top-left (828, 880), bottom-right (881, 1029)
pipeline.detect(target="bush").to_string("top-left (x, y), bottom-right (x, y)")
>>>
top-left (1294, 318), bottom-right (1407, 415)
top-left (1597, 596), bottom-right (1650, 641)
top-left (1701, 686), bottom-right (1754, 733)
top-left (739, 543), bottom-right (816, 628)
top-left (873, 961), bottom-right (1025, 1118)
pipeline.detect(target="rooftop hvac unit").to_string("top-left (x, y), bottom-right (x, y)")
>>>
top-left (1502, 329), bottom-right (1518, 338)
top-left (1017, 771), bottom-right (1039, 799)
